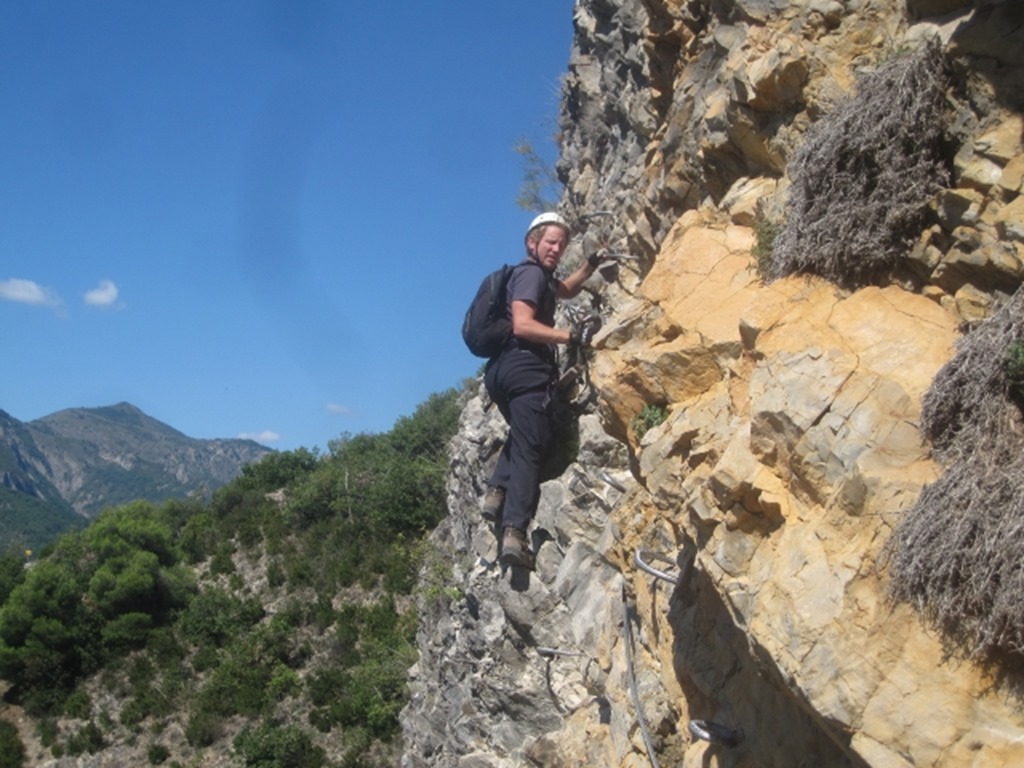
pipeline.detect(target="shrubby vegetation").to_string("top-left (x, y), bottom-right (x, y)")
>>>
top-left (1004, 340), bottom-right (1024, 403)
top-left (0, 552), bottom-right (27, 605)
top-left (0, 720), bottom-right (26, 766)
top-left (0, 487), bottom-right (84, 556)
top-left (766, 42), bottom-right (950, 287)
top-left (514, 138), bottom-right (562, 213)
top-left (631, 403), bottom-right (668, 442)
top-left (751, 214), bottom-right (781, 277)
top-left (0, 386), bottom-right (463, 766)
top-left (0, 500), bottom-right (193, 713)
top-left (886, 289), bottom-right (1024, 661)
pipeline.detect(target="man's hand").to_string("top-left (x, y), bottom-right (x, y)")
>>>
top-left (587, 248), bottom-right (610, 269)
top-left (570, 313), bottom-right (603, 347)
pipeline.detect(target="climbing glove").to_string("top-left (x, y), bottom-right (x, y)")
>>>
top-left (570, 313), bottom-right (603, 348)
top-left (587, 248), bottom-right (610, 269)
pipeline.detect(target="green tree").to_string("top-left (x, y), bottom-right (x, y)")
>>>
top-left (0, 501), bottom-right (191, 712)
top-left (233, 723), bottom-right (325, 768)
top-left (0, 720), bottom-right (26, 767)
top-left (238, 448), bottom-right (319, 491)
top-left (178, 588), bottom-right (264, 647)
top-left (0, 551), bottom-right (26, 605)
top-left (0, 552), bottom-right (104, 710)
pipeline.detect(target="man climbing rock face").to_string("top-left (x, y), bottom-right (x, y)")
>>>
top-left (483, 212), bottom-right (605, 570)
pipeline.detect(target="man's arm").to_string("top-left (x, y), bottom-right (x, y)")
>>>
top-left (556, 259), bottom-right (598, 299)
top-left (511, 300), bottom-right (572, 345)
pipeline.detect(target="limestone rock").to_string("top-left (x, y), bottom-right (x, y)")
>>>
top-left (592, 215), bottom-right (1024, 768)
top-left (403, 1), bottom-right (1024, 765)
top-left (996, 195), bottom-right (1024, 243)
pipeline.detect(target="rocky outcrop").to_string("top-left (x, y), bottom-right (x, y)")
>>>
top-left (403, 0), bottom-right (1024, 766)
top-left (561, 0), bottom-right (1024, 321)
top-left (594, 210), bottom-right (1023, 767)
top-left (403, 404), bottom-right (641, 766)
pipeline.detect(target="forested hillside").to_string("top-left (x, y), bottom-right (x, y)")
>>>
top-left (0, 385), bottom-right (464, 768)
top-left (1, 403), bottom-right (273, 554)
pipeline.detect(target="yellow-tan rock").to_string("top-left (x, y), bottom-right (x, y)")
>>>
top-left (593, 211), bottom-right (1024, 766)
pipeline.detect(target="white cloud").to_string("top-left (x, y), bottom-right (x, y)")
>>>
top-left (326, 403), bottom-right (353, 416)
top-left (238, 430), bottom-right (281, 445)
top-left (0, 278), bottom-right (61, 307)
top-left (84, 279), bottom-right (121, 308)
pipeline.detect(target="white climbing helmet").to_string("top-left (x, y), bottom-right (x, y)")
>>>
top-left (526, 211), bottom-right (571, 239)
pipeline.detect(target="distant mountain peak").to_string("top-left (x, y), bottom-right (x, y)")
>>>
top-left (1, 403), bottom-right (273, 550)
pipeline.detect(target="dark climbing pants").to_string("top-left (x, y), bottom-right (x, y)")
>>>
top-left (485, 349), bottom-right (555, 533)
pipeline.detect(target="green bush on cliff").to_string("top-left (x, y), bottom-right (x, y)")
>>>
top-left (233, 722), bottom-right (325, 768)
top-left (632, 403), bottom-right (668, 441)
top-left (1004, 340), bottom-right (1024, 403)
top-left (752, 214), bottom-right (782, 277)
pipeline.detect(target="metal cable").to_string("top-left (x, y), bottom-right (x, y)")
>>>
top-left (633, 549), bottom-right (679, 585)
top-left (599, 469), bottom-right (627, 493)
top-left (622, 583), bottom-right (661, 768)
top-left (632, 549), bottom-right (744, 751)
top-left (537, 646), bottom-right (588, 659)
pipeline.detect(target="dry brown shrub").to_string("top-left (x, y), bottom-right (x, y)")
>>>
top-left (767, 42), bottom-right (949, 287)
top-left (886, 287), bottom-right (1024, 660)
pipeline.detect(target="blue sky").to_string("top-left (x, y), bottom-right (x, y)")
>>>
top-left (1, 1), bottom-right (575, 451)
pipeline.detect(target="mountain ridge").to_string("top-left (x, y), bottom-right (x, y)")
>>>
top-left (0, 402), bottom-right (272, 551)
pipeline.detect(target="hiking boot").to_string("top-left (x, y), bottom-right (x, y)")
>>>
top-left (500, 526), bottom-right (535, 570)
top-left (482, 486), bottom-right (505, 522)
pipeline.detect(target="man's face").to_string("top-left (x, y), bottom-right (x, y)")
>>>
top-left (528, 225), bottom-right (568, 270)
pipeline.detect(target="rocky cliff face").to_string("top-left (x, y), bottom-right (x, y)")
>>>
top-left (402, 1), bottom-right (1024, 766)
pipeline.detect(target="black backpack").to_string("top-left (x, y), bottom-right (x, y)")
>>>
top-left (463, 261), bottom-right (554, 358)
top-left (462, 264), bottom-right (515, 358)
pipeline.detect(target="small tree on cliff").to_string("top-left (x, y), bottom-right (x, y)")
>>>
top-left (514, 138), bottom-right (562, 213)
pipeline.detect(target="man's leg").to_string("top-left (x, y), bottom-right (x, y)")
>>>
top-left (483, 358), bottom-right (512, 519)
top-left (500, 387), bottom-right (552, 533)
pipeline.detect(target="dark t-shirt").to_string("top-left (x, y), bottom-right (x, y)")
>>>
top-left (505, 260), bottom-right (557, 359)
